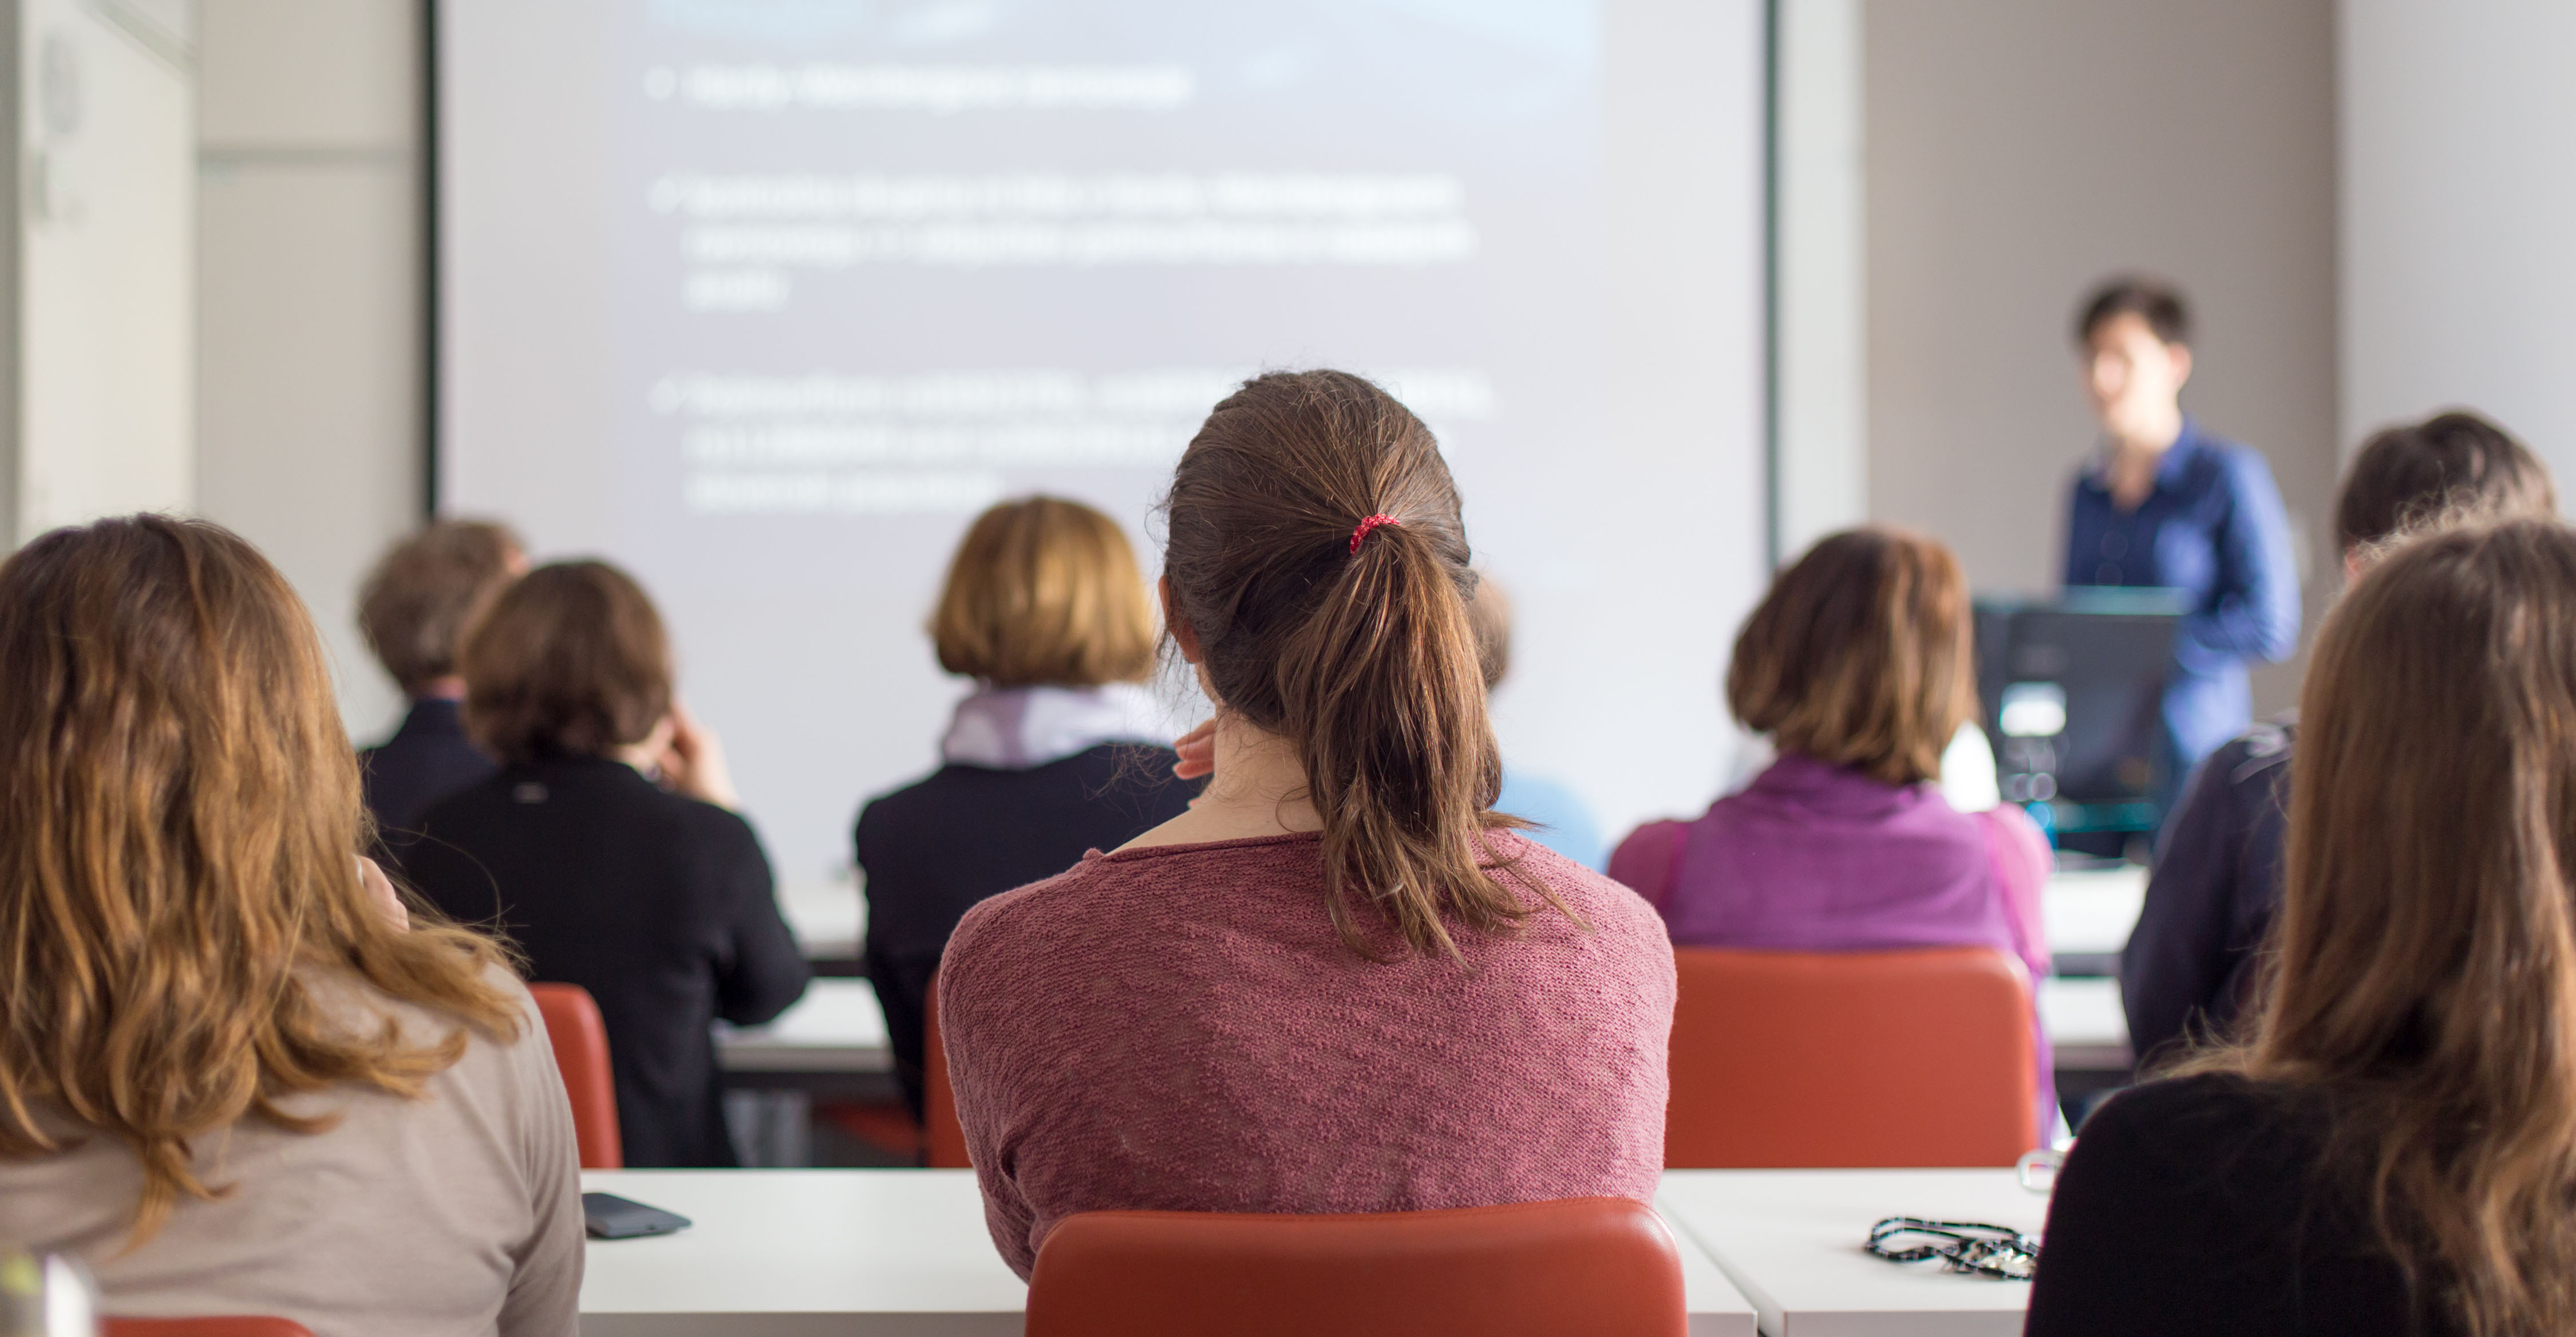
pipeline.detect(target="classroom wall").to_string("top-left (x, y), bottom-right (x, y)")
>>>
top-left (195, 0), bottom-right (421, 739)
top-left (1859, 0), bottom-right (2339, 716)
top-left (2340, 1), bottom-right (2576, 488)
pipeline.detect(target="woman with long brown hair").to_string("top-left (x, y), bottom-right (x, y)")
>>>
top-left (0, 516), bottom-right (581, 1335)
top-left (937, 370), bottom-right (1676, 1279)
top-left (2027, 516), bottom-right (2576, 1337)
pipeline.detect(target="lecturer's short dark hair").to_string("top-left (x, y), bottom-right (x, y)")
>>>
top-left (2076, 277), bottom-right (2191, 347)
top-left (2336, 411), bottom-right (2557, 553)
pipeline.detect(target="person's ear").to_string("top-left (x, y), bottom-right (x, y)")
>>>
top-left (2166, 341), bottom-right (2193, 393)
top-left (1161, 576), bottom-right (1206, 664)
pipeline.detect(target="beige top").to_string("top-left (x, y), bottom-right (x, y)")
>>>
top-left (0, 967), bottom-right (584, 1336)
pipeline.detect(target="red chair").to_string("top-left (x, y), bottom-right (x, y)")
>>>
top-left (1026, 1197), bottom-right (1686, 1337)
top-left (105, 1320), bottom-right (313, 1337)
top-left (1665, 945), bottom-right (2036, 1168)
top-left (922, 974), bottom-right (970, 1168)
top-left (528, 981), bottom-right (623, 1169)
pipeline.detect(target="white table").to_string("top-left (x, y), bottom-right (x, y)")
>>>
top-left (1657, 1169), bottom-right (2051, 1337)
top-left (781, 877), bottom-right (865, 962)
top-left (580, 1169), bottom-right (1757, 1335)
top-left (718, 977), bottom-right (892, 1074)
top-left (2042, 863), bottom-right (2146, 959)
top-left (2034, 976), bottom-right (2128, 1069)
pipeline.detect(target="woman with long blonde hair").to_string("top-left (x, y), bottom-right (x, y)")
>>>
top-left (0, 516), bottom-right (582, 1336)
top-left (2028, 516), bottom-right (2576, 1337)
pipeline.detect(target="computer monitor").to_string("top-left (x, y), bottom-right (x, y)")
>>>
top-left (1973, 590), bottom-right (2188, 847)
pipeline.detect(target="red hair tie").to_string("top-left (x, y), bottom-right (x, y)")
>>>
top-left (1349, 514), bottom-right (1400, 554)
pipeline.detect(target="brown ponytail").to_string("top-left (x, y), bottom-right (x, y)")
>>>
top-left (1163, 370), bottom-right (1562, 957)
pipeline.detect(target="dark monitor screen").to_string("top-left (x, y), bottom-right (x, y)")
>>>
top-left (1973, 591), bottom-right (2186, 836)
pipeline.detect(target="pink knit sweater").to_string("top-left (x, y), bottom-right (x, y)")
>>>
top-left (938, 830), bottom-right (1676, 1278)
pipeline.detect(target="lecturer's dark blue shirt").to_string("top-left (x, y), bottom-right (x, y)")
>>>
top-left (2064, 419), bottom-right (2300, 772)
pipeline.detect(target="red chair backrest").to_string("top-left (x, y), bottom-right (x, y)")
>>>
top-left (922, 973), bottom-right (970, 1168)
top-left (1666, 945), bottom-right (2036, 1168)
top-left (105, 1320), bottom-right (314, 1337)
top-left (1026, 1197), bottom-right (1686, 1337)
top-left (529, 981), bottom-right (623, 1169)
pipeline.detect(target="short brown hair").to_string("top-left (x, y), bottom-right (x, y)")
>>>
top-left (358, 519), bottom-right (524, 692)
top-left (2335, 410), bottom-right (2556, 553)
top-left (460, 561), bottom-right (671, 763)
top-left (2076, 275), bottom-right (2191, 347)
top-left (1727, 528), bottom-right (1973, 786)
top-left (930, 496), bottom-right (1156, 688)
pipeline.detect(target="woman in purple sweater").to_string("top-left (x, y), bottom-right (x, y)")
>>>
top-left (1610, 529), bottom-right (2055, 1138)
top-left (939, 370), bottom-right (1676, 1278)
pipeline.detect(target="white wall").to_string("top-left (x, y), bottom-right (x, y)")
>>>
top-left (1772, 0), bottom-right (1867, 560)
top-left (2340, 1), bottom-right (2576, 484)
top-left (196, 0), bottom-right (421, 739)
top-left (11, 0), bottom-right (196, 541)
top-left (1860, 0), bottom-right (2339, 715)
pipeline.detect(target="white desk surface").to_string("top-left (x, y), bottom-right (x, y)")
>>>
top-left (1657, 1169), bottom-right (2051, 1337)
top-left (716, 977), bottom-right (891, 1073)
top-left (2034, 976), bottom-right (2128, 1068)
top-left (2041, 863), bottom-right (2146, 958)
top-left (583, 1169), bottom-right (1757, 1335)
top-left (781, 879), bottom-right (864, 961)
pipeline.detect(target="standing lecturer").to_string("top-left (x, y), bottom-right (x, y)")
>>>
top-left (2062, 278), bottom-right (2298, 816)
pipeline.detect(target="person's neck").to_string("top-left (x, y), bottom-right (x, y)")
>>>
top-left (410, 676), bottom-right (467, 703)
top-left (1120, 711), bottom-right (1322, 850)
top-left (2104, 408), bottom-right (2184, 510)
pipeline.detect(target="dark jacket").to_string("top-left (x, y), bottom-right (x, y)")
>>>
top-left (855, 743), bottom-right (1196, 1118)
top-left (2026, 1074), bottom-right (2453, 1336)
top-left (359, 697), bottom-right (497, 841)
top-left (404, 754), bottom-right (811, 1166)
top-left (2121, 716), bottom-right (2293, 1066)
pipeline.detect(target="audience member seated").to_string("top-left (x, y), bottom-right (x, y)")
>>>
top-left (856, 495), bottom-right (1197, 1122)
top-left (404, 561), bottom-right (811, 1167)
top-left (1464, 572), bottom-right (1606, 869)
top-left (354, 519), bottom-right (524, 842)
top-left (0, 516), bottom-right (580, 1335)
top-left (938, 370), bottom-right (1676, 1279)
top-left (2028, 516), bottom-right (2576, 1337)
top-left (1607, 527), bottom-right (2056, 1139)
top-left (2122, 411), bottom-right (2555, 1066)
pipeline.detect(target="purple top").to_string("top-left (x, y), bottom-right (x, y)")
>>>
top-left (1617, 753), bottom-right (2056, 1141)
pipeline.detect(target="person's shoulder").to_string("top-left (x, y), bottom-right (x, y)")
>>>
top-left (1504, 834), bottom-right (1667, 938)
top-left (2082, 1070), bottom-right (2306, 1159)
top-left (939, 858), bottom-right (1107, 981)
top-left (2200, 714), bottom-right (2296, 790)
top-left (2194, 434), bottom-right (2283, 488)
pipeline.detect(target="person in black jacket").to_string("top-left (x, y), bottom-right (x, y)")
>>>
top-left (2122, 411), bottom-right (2554, 1066)
top-left (354, 519), bottom-right (524, 842)
top-left (856, 497), bottom-right (1196, 1120)
top-left (404, 559), bottom-right (810, 1167)
top-left (2030, 518), bottom-right (2576, 1337)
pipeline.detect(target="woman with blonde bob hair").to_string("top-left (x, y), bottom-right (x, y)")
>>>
top-left (855, 495), bottom-right (1195, 1122)
top-left (2029, 516), bottom-right (2576, 1337)
top-left (0, 516), bottom-right (581, 1335)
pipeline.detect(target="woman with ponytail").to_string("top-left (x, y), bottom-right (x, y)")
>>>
top-left (938, 370), bottom-right (1676, 1278)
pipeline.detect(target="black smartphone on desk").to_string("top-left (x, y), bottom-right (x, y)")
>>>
top-left (583, 1192), bottom-right (692, 1239)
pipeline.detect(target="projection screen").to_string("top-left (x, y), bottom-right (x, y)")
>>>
top-left (437, 0), bottom-right (1768, 912)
